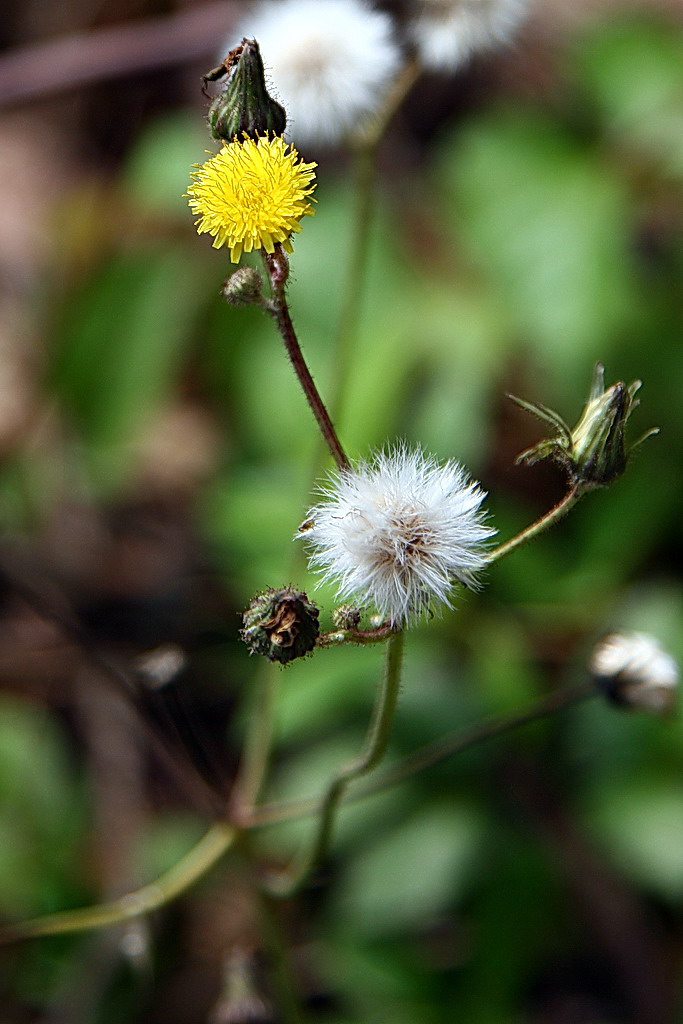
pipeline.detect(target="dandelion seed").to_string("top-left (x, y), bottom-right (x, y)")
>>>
top-left (230, 0), bottom-right (402, 146)
top-left (409, 0), bottom-right (531, 73)
top-left (298, 445), bottom-right (495, 626)
top-left (187, 134), bottom-right (316, 262)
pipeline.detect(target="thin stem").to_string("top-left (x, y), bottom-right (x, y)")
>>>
top-left (355, 681), bottom-right (596, 800)
top-left (230, 663), bottom-right (279, 823)
top-left (262, 247), bottom-right (349, 471)
top-left (0, 821), bottom-right (236, 944)
top-left (266, 630), bottom-right (405, 897)
top-left (486, 486), bottom-right (582, 565)
top-left (327, 142), bottom-right (375, 423)
top-left (330, 58), bottom-right (422, 424)
top-left (244, 681), bottom-right (596, 829)
top-left (317, 622), bottom-right (395, 647)
top-left (357, 58), bottom-right (421, 151)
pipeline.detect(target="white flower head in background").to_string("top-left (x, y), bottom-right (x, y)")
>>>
top-left (409, 0), bottom-right (532, 73)
top-left (229, 0), bottom-right (402, 146)
top-left (298, 445), bottom-right (495, 626)
top-left (590, 631), bottom-right (679, 714)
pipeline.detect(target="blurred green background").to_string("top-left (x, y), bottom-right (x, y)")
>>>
top-left (0, 2), bottom-right (682, 1022)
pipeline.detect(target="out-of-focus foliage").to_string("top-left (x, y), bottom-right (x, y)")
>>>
top-left (1, 9), bottom-right (682, 1024)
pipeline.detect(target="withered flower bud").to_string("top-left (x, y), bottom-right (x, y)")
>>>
top-left (241, 588), bottom-right (319, 664)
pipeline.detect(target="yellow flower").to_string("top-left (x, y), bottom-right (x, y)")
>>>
top-left (187, 134), bottom-right (317, 263)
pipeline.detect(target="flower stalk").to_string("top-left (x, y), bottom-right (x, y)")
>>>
top-left (265, 629), bottom-right (405, 897)
top-left (243, 679), bottom-right (596, 830)
top-left (263, 245), bottom-right (349, 470)
top-left (485, 486), bottom-right (582, 565)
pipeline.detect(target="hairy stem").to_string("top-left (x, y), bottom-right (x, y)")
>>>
top-left (263, 247), bottom-right (349, 471)
top-left (265, 630), bottom-right (405, 897)
top-left (486, 486), bottom-right (582, 564)
top-left (0, 822), bottom-right (236, 943)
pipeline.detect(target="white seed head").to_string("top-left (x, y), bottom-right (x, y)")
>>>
top-left (298, 445), bottom-right (495, 626)
top-left (229, 0), bottom-right (402, 146)
top-left (409, 0), bottom-right (532, 73)
top-left (590, 631), bottom-right (679, 714)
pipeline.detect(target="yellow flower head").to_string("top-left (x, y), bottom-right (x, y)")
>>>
top-left (187, 134), bottom-right (317, 263)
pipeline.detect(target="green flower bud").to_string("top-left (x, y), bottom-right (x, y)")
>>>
top-left (241, 588), bottom-right (319, 664)
top-left (222, 267), bottom-right (264, 306)
top-left (207, 39), bottom-right (287, 142)
top-left (510, 363), bottom-right (658, 491)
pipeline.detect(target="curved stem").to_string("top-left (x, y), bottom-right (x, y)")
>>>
top-left (263, 247), bottom-right (349, 471)
top-left (355, 681), bottom-right (596, 800)
top-left (0, 821), bottom-right (236, 944)
top-left (265, 630), bottom-right (405, 897)
top-left (230, 663), bottom-right (279, 824)
top-left (244, 681), bottom-right (595, 829)
top-left (486, 486), bottom-right (582, 565)
top-left (330, 58), bottom-right (421, 425)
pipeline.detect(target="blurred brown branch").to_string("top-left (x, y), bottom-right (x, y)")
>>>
top-left (0, 2), bottom-right (236, 106)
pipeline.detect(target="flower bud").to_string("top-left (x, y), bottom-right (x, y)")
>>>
top-left (332, 603), bottom-right (362, 630)
top-left (510, 363), bottom-right (658, 491)
top-left (590, 631), bottom-right (679, 714)
top-left (241, 588), bottom-right (319, 664)
top-left (208, 39), bottom-right (287, 142)
top-left (222, 267), bottom-right (264, 307)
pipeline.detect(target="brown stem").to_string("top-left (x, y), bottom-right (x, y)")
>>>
top-left (263, 247), bottom-right (349, 471)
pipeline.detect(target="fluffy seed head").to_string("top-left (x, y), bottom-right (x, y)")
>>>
top-left (298, 445), bottom-right (495, 626)
top-left (187, 134), bottom-right (316, 262)
top-left (230, 0), bottom-right (403, 146)
top-left (409, 0), bottom-right (532, 73)
top-left (590, 631), bottom-right (679, 714)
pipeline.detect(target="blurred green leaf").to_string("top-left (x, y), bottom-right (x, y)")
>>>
top-left (439, 111), bottom-right (636, 380)
top-left (575, 16), bottom-right (683, 180)
top-left (52, 247), bottom-right (205, 487)
top-left (586, 779), bottom-right (683, 901)
top-left (335, 802), bottom-right (484, 935)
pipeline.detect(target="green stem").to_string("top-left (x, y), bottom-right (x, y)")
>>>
top-left (327, 143), bottom-right (376, 423)
top-left (0, 821), bottom-right (236, 943)
top-left (486, 486), bottom-right (582, 564)
top-left (230, 663), bottom-right (279, 823)
top-left (354, 682), bottom-right (596, 800)
top-left (245, 682), bottom-right (595, 829)
top-left (330, 58), bottom-right (421, 425)
top-left (263, 247), bottom-right (349, 471)
top-left (266, 630), bottom-right (405, 897)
